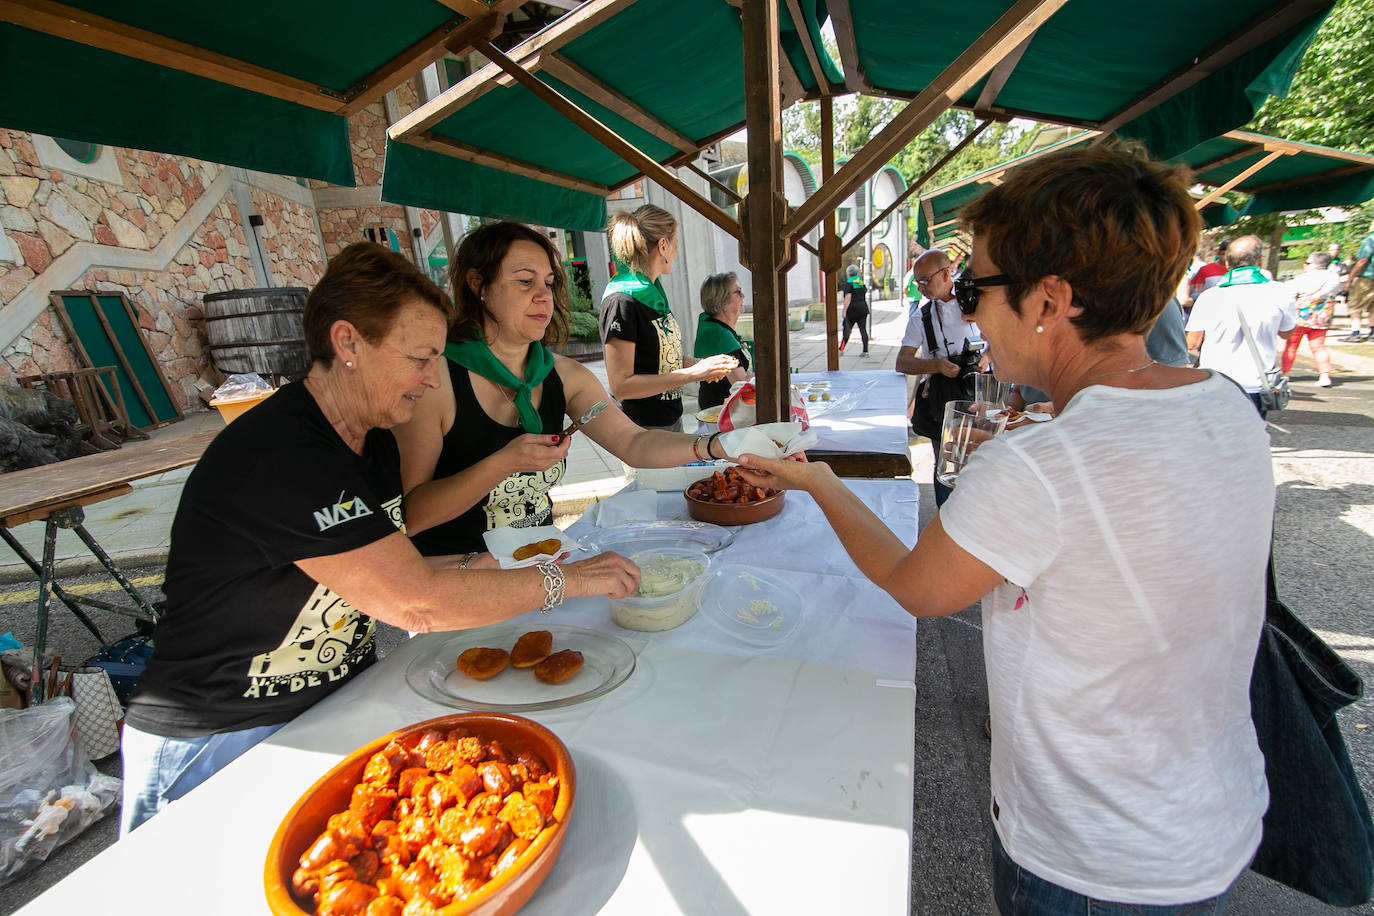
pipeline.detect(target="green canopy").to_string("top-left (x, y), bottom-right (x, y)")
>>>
top-left (386, 0), bottom-right (1333, 230)
top-left (914, 128), bottom-right (1374, 247)
top-left (0, 0), bottom-right (515, 186)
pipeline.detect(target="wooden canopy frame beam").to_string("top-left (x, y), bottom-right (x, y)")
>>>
top-left (782, 0), bottom-right (835, 97)
top-left (391, 0), bottom-right (638, 136)
top-left (825, 0), bottom-right (873, 92)
top-left (1224, 130), bottom-right (1374, 168)
top-left (686, 162), bottom-right (743, 204)
top-left (840, 120), bottom-right (990, 255)
top-left (404, 130), bottom-right (611, 196)
top-left (1194, 148), bottom-right (1289, 209)
top-left (2, 0), bottom-right (522, 118)
top-left (972, 32), bottom-right (1036, 117)
top-left (1245, 161), bottom-right (1373, 195)
top-left (1191, 143), bottom-right (1266, 175)
top-left (1091, 0), bottom-right (1330, 137)
top-left (471, 37), bottom-right (742, 240)
top-left (782, 0), bottom-right (1070, 242)
top-left (540, 53), bottom-right (697, 153)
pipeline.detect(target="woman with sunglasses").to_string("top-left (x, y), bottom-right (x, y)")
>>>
top-left (735, 144), bottom-right (1272, 914)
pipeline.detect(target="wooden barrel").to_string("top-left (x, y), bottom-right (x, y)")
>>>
top-left (201, 288), bottom-right (311, 379)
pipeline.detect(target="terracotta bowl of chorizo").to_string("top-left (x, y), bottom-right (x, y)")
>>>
top-left (265, 712), bottom-right (575, 916)
top-left (684, 467), bottom-right (786, 526)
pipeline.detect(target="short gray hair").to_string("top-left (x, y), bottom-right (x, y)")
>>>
top-left (1227, 235), bottom-right (1263, 268)
top-left (846, 264), bottom-right (860, 278)
top-left (1307, 251), bottom-right (1332, 269)
top-left (700, 272), bottom-right (738, 317)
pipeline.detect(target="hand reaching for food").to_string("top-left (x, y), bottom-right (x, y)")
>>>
top-left (687, 353), bottom-right (739, 383)
top-left (562, 551), bottom-right (641, 599)
top-left (735, 452), bottom-right (832, 493)
top-left (497, 433), bottom-right (571, 475)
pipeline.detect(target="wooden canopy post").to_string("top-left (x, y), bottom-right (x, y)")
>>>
top-left (740, 0), bottom-right (788, 423)
top-left (820, 94), bottom-right (840, 371)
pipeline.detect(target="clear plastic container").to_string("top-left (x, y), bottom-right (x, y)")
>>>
top-left (698, 564), bottom-right (802, 647)
top-left (609, 547), bottom-right (710, 632)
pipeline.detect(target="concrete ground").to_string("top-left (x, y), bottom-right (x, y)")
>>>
top-left (2, 298), bottom-right (1373, 914)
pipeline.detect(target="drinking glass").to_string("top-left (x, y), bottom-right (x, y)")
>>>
top-left (936, 399), bottom-right (1009, 488)
top-left (973, 372), bottom-right (1014, 408)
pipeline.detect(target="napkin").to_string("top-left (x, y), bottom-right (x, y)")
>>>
top-left (483, 524), bottom-right (583, 569)
top-left (716, 421), bottom-right (820, 460)
top-left (593, 489), bottom-right (659, 527)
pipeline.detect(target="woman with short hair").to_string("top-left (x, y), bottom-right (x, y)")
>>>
top-left (840, 263), bottom-right (870, 354)
top-left (600, 205), bottom-right (737, 429)
top-left (736, 144), bottom-right (1271, 914)
top-left (121, 242), bottom-right (641, 835)
top-left (693, 271), bottom-right (751, 409)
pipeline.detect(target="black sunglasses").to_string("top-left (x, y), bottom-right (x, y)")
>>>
top-left (953, 274), bottom-right (1016, 316)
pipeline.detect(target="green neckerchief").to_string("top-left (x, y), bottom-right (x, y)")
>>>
top-left (1218, 266), bottom-right (1270, 288)
top-left (694, 315), bottom-right (744, 360)
top-left (603, 271), bottom-right (671, 317)
top-left (445, 338), bottom-right (555, 433)
top-left (846, 276), bottom-right (866, 291)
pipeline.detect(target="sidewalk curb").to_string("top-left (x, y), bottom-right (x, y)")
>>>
top-left (0, 548), bottom-right (170, 585)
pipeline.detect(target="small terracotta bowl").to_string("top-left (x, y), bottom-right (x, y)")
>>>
top-left (684, 484), bottom-right (786, 526)
top-left (265, 712), bottom-right (575, 916)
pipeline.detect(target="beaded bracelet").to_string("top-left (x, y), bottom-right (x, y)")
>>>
top-left (692, 434), bottom-right (707, 461)
top-left (536, 561), bottom-right (565, 613)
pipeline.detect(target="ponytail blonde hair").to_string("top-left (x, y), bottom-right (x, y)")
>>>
top-left (607, 204), bottom-right (677, 276)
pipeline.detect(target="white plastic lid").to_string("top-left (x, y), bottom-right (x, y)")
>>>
top-left (697, 564), bottom-right (802, 647)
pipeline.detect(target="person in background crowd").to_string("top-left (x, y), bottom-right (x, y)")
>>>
top-left (1185, 234), bottom-right (1296, 417)
top-left (120, 243), bottom-right (641, 835)
top-left (1341, 222), bottom-right (1374, 341)
top-left (396, 222), bottom-right (735, 558)
top-left (904, 255), bottom-right (922, 317)
top-left (1181, 238), bottom-right (1231, 318)
top-left (738, 143), bottom-right (1271, 916)
top-left (896, 247), bottom-right (980, 507)
top-left (599, 204), bottom-right (737, 430)
top-left (692, 272), bottom-right (751, 409)
top-left (1282, 251), bottom-right (1341, 387)
top-left (840, 263), bottom-right (870, 354)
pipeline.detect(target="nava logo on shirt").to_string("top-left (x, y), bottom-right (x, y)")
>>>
top-left (313, 491), bottom-right (374, 531)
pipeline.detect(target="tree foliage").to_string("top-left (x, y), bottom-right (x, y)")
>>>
top-left (1249, 0), bottom-right (1374, 154)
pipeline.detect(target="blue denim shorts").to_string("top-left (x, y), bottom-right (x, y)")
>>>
top-left (991, 828), bottom-right (1233, 915)
top-left (119, 721), bottom-right (284, 836)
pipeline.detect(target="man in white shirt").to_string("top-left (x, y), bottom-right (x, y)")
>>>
top-left (896, 248), bottom-right (981, 505)
top-left (1185, 235), bottom-right (1295, 417)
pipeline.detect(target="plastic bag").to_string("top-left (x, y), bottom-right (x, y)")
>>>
top-left (212, 372), bottom-right (272, 401)
top-left (0, 698), bottom-right (121, 885)
top-left (717, 380), bottom-right (810, 432)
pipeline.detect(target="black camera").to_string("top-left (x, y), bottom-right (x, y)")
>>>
top-left (953, 339), bottom-right (986, 380)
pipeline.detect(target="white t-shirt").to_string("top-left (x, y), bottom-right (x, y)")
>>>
top-left (940, 373), bottom-right (1271, 905)
top-left (900, 296), bottom-right (981, 360)
top-left (1186, 280), bottom-right (1296, 391)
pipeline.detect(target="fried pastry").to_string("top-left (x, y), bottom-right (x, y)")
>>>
top-left (455, 647), bottom-right (509, 679)
top-left (510, 629), bottom-right (554, 668)
top-left (533, 649), bottom-right (584, 683)
top-left (512, 538), bottom-right (562, 561)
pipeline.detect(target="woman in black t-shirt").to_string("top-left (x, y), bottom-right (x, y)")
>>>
top-left (599, 205), bottom-right (738, 429)
top-left (693, 271), bottom-right (751, 409)
top-left (395, 222), bottom-right (734, 556)
top-left (120, 244), bottom-right (642, 836)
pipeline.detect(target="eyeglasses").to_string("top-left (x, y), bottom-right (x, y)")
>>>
top-left (953, 274), bottom-right (1016, 316)
top-left (914, 266), bottom-right (949, 287)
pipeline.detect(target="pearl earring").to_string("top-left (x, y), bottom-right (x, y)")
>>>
top-left (1035, 326), bottom-right (1044, 334)
top-left (345, 361), bottom-right (354, 368)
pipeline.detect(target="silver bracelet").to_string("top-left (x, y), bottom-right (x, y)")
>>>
top-left (457, 551), bottom-right (480, 570)
top-left (536, 561), bottom-right (565, 613)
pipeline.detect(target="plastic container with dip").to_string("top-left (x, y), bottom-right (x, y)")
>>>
top-left (609, 547), bottom-right (710, 632)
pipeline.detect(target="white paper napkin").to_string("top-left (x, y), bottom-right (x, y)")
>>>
top-left (717, 421), bottom-right (821, 460)
top-left (483, 524), bottom-right (582, 569)
top-left (593, 489), bottom-right (659, 526)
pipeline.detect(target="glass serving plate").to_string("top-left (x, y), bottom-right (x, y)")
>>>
top-left (698, 564), bottom-right (803, 647)
top-left (405, 624), bottom-right (636, 712)
top-left (581, 520), bottom-right (737, 555)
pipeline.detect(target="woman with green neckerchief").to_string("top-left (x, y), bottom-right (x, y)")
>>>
top-left (693, 272), bottom-right (752, 409)
top-left (394, 221), bottom-right (731, 557)
top-left (601, 205), bottom-right (738, 430)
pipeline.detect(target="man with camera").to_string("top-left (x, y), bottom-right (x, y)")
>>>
top-left (897, 248), bottom-right (984, 506)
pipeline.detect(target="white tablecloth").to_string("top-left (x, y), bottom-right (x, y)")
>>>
top-left (20, 481), bottom-right (919, 916)
top-left (791, 370), bottom-right (909, 456)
